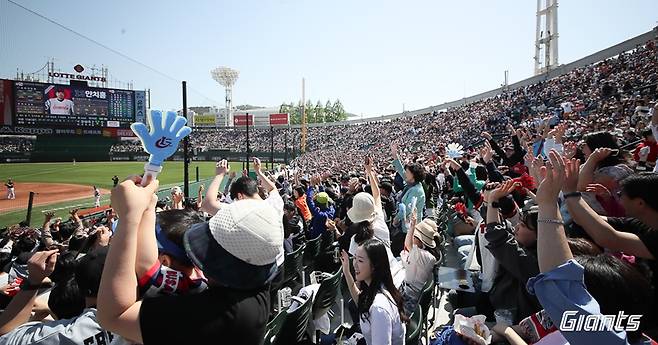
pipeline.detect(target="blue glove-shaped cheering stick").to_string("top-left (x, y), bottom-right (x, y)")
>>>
top-left (131, 110), bottom-right (192, 186)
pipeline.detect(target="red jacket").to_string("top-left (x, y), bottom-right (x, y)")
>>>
top-left (633, 140), bottom-right (658, 163)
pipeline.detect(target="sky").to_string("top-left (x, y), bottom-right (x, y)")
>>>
top-left (1, 0), bottom-right (657, 118)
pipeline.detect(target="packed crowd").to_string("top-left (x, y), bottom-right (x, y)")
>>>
top-left (0, 137), bottom-right (34, 154)
top-left (189, 128), bottom-right (300, 153)
top-left (108, 141), bottom-right (143, 153)
top-left (0, 40), bottom-right (656, 345)
top-left (293, 42), bottom-right (657, 173)
top-left (109, 128), bottom-right (302, 154)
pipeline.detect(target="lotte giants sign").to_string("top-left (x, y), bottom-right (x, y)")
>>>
top-left (48, 72), bottom-right (107, 82)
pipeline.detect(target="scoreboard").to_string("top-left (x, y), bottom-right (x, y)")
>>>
top-left (12, 81), bottom-right (137, 128)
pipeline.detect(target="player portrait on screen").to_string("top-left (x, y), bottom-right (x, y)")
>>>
top-left (45, 86), bottom-right (75, 115)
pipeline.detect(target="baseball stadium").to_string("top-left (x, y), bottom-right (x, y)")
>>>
top-left (1, 0), bottom-right (658, 344)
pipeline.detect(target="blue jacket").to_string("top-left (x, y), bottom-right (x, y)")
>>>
top-left (306, 186), bottom-right (336, 239)
top-left (393, 158), bottom-right (426, 224)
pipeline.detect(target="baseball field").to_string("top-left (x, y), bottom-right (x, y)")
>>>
top-left (0, 161), bottom-right (248, 228)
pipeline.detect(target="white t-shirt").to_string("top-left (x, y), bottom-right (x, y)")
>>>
top-left (400, 244), bottom-right (437, 293)
top-left (45, 98), bottom-right (74, 115)
top-left (0, 308), bottom-right (130, 345)
top-left (360, 289), bottom-right (406, 345)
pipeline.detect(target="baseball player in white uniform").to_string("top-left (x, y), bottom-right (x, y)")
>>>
top-left (45, 87), bottom-right (74, 115)
top-left (93, 186), bottom-right (101, 207)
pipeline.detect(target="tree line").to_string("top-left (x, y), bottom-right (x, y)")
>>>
top-left (279, 100), bottom-right (348, 125)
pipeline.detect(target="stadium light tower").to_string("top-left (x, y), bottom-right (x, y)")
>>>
top-left (211, 67), bottom-right (239, 127)
top-left (534, 0), bottom-right (559, 75)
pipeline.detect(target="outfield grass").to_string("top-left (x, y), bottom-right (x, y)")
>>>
top-left (0, 161), bottom-right (248, 228)
top-left (0, 161), bottom-right (248, 189)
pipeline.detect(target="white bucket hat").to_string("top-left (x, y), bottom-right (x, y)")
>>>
top-left (347, 192), bottom-right (377, 223)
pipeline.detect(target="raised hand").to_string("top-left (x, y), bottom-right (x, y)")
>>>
top-left (585, 183), bottom-right (612, 199)
top-left (253, 157), bottom-right (262, 173)
top-left (479, 142), bottom-right (493, 163)
top-left (130, 110), bottom-right (192, 166)
top-left (589, 147), bottom-right (616, 163)
top-left (445, 158), bottom-right (462, 171)
top-left (481, 131), bottom-right (493, 141)
top-left (486, 180), bottom-right (518, 203)
top-left (536, 150), bottom-right (565, 205)
top-left (364, 156), bottom-right (373, 172)
top-left (554, 123), bottom-right (567, 143)
top-left (523, 150), bottom-right (535, 167)
top-left (340, 250), bottom-right (351, 273)
top-left (409, 206), bottom-right (418, 229)
top-left (562, 157), bottom-right (579, 194)
top-left (215, 160), bottom-right (229, 175)
top-left (349, 177), bottom-right (360, 191)
top-left (110, 176), bottom-right (160, 219)
top-left (530, 155), bottom-right (545, 184)
top-left (391, 143), bottom-right (399, 157)
top-left (563, 141), bottom-right (577, 159)
top-left (44, 211), bottom-right (55, 223)
top-left (27, 250), bottom-right (59, 285)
